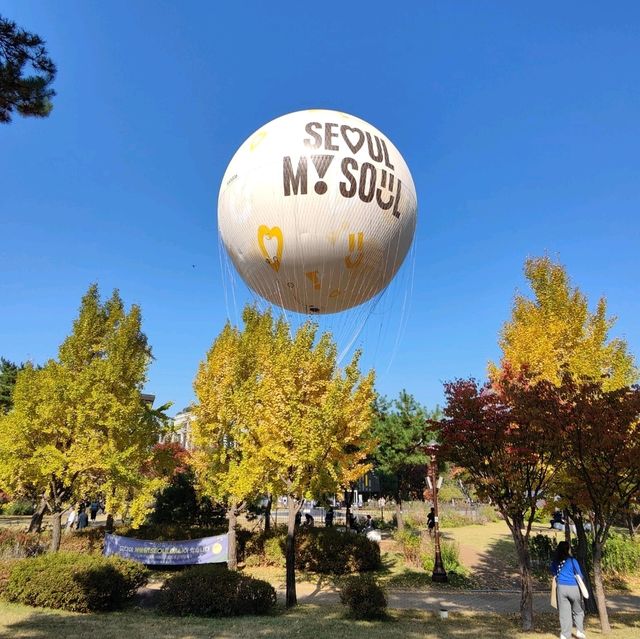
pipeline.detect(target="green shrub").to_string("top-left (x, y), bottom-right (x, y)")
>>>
top-left (245, 527), bottom-right (380, 574)
top-left (477, 504), bottom-right (501, 523)
top-left (59, 527), bottom-right (105, 555)
top-left (0, 528), bottom-right (46, 559)
top-left (149, 470), bottom-right (226, 527)
top-left (0, 559), bottom-right (18, 597)
top-left (157, 564), bottom-right (276, 616)
top-left (339, 574), bottom-right (387, 619)
top-left (421, 539), bottom-right (468, 577)
top-left (602, 532), bottom-right (640, 575)
top-left (296, 528), bottom-right (381, 574)
top-left (394, 530), bottom-right (422, 567)
top-left (5, 552), bottom-right (148, 612)
top-left (437, 481), bottom-right (465, 503)
top-left (2, 500), bottom-right (34, 516)
top-left (438, 511), bottom-right (476, 528)
top-left (244, 528), bottom-right (287, 567)
top-left (529, 533), bottom-right (557, 570)
top-left (263, 535), bottom-right (285, 567)
top-left (403, 514), bottom-right (423, 531)
top-left (116, 523), bottom-right (227, 541)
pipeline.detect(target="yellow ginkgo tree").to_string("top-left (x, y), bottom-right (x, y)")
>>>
top-left (490, 256), bottom-right (637, 388)
top-left (192, 305), bottom-right (376, 606)
top-left (0, 285), bottom-right (169, 550)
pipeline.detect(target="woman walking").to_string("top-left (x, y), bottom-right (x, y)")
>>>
top-left (550, 541), bottom-right (587, 639)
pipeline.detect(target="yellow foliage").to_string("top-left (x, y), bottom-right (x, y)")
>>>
top-left (191, 305), bottom-right (376, 506)
top-left (490, 256), bottom-right (637, 389)
top-left (0, 285), bottom-right (168, 524)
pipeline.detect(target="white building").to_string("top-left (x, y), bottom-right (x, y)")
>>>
top-left (160, 409), bottom-right (194, 450)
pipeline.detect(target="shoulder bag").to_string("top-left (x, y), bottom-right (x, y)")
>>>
top-left (572, 559), bottom-right (589, 599)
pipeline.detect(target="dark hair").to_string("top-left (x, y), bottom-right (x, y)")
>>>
top-left (554, 541), bottom-right (571, 563)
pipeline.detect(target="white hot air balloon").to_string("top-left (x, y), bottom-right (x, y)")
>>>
top-left (218, 110), bottom-right (417, 315)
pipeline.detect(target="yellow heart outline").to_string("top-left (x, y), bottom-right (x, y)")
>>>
top-left (250, 130), bottom-right (268, 152)
top-left (257, 225), bottom-right (283, 272)
top-left (345, 232), bottom-right (364, 269)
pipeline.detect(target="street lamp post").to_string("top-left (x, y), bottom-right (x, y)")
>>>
top-left (426, 440), bottom-right (448, 583)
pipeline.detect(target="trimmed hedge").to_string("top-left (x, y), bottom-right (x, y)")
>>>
top-left (157, 564), bottom-right (276, 617)
top-left (0, 559), bottom-right (18, 597)
top-left (296, 528), bottom-right (381, 574)
top-left (59, 527), bottom-right (106, 555)
top-left (5, 551), bottom-right (148, 612)
top-left (339, 574), bottom-right (387, 619)
top-left (116, 523), bottom-right (227, 541)
top-left (246, 528), bottom-right (381, 574)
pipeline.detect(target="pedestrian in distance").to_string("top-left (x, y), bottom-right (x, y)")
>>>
top-left (324, 506), bottom-right (334, 527)
top-left (364, 514), bottom-right (374, 532)
top-left (551, 509), bottom-right (565, 530)
top-left (304, 513), bottom-right (314, 527)
top-left (65, 506), bottom-right (77, 532)
top-left (427, 507), bottom-right (436, 537)
top-left (294, 510), bottom-right (302, 528)
top-left (76, 508), bottom-right (89, 530)
top-left (89, 499), bottom-right (99, 521)
top-left (550, 541), bottom-right (587, 639)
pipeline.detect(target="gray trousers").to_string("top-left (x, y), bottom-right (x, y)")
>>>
top-left (557, 584), bottom-right (584, 638)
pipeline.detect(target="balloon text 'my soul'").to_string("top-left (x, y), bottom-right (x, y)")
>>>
top-left (282, 121), bottom-right (404, 219)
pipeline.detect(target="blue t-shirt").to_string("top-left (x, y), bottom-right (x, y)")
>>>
top-left (550, 557), bottom-right (584, 586)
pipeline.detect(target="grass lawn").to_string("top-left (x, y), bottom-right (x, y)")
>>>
top-left (1, 602), bottom-right (639, 639)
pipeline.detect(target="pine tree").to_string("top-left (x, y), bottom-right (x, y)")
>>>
top-left (0, 14), bottom-right (56, 123)
top-left (0, 357), bottom-right (23, 413)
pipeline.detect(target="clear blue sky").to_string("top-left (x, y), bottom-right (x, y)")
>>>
top-left (1, 2), bottom-right (638, 415)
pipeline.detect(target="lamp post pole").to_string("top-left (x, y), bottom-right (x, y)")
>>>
top-left (427, 442), bottom-right (448, 583)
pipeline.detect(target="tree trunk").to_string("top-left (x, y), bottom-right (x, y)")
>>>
top-left (50, 511), bottom-right (62, 552)
top-left (626, 512), bottom-right (635, 538)
top-left (285, 495), bottom-right (297, 608)
top-left (395, 498), bottom-right (404, 532)
top-left (574, 513), bottom-right (598, 615)
top-left (264, 494), bottom-right (272, 534)
top-left (28, 498), bottom-right (48, 533)
top-left (510, 522), bottom-right (534, 631)
top-left (344, 488), bottom-right (353, 531)
top-left (227, 503), bottom-right (238, 570)
top-left (592, 540), bottom-right (611, 633)
top-left (563, 508), bottom-right (572, 544)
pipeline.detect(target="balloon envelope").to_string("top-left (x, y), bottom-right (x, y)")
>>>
top-left (218, 109), bottom-right (417, 314)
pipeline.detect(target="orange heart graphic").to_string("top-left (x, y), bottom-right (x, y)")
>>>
top-left (257, 225), bottom-right (283, 272)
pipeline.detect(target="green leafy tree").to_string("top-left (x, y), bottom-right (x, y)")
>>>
top-left (0, 14), bottom-right (56, 123)
top-left (0, 357), bottom-right (24, 413)
top-left (371, 391), bottom-right (440, 531)
top-left (0, 285), bottom-right (168, 549)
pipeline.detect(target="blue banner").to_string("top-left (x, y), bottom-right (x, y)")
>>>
top-left (103, 533), bottom-right (228, 565)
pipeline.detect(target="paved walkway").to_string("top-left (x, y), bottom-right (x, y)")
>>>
top-left (140, 573), bottom-right (640, 614)
top-left (280, 582), bottom-right (640, 613)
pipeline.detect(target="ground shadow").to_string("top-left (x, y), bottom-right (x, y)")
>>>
top-left (3, 606), bottom-right (640, 639)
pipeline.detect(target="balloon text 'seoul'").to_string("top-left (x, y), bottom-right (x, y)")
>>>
top-left (282, 121), bottom-right (404, 220)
